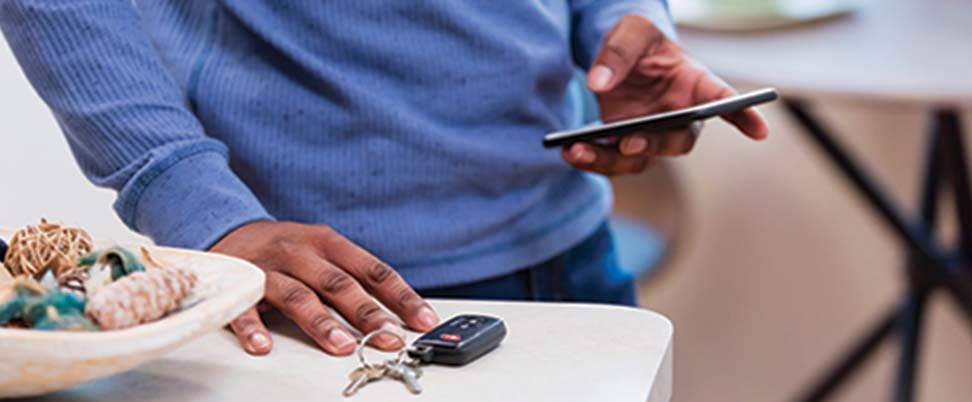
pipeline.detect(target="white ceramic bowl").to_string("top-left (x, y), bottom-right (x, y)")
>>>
top-left (0, 229), bottom-right (265, 398)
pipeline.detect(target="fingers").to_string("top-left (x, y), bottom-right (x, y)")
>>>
top-left (264, 271), bottom-right (357, 355)
top-left (562, 126), bottom-right (700, 175)
top-left (617, 127), bottom-right (699, 157)
top-left (230, 307), bottom-right (273, 356)
top-left (588, 14), bottom-right (661, 93)
top-left (316, 232), bottom-right (439, 332)
top-left (279, 245), bottom-right (405, 350)
top-left (563, 142), bottom-right (654, 176)
top-left (692, 73), bottom-right (769, 140)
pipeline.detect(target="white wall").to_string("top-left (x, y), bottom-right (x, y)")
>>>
top-left (0, 34), bottom-right (147, 244)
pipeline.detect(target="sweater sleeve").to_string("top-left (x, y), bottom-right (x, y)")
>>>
top-left (0, 1), bottom-right (273, 249)
top-left (570, 0), bottom-right (676, 70)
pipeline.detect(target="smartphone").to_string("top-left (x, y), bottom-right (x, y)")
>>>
top-left (542, 87), bottom-right (778, 148)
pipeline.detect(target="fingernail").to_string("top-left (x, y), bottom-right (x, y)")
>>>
top-left (328, 328), bottom-right (355, 349)
top-left (376, 322), bottom-right (405, 347)
top-left (589, 65), bottom-right (614, 91)
top-left (249, 332), bottom-right (271, 350)
top-left (570, 145), bottom-right (595, 163)
top-left (626, 137), bottom-right (647, 154)
top-left (416, 306), bottom-right (439, 329)
top-left (574, 147), bottom-right (596, 164)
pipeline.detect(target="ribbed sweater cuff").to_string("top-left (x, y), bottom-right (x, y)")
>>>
top-left (574, 1), bottom-right (677, 70)
top-left (114, 144), bottom-right (274, 250)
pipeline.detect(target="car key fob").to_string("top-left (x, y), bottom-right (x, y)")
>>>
top-left (408, 314), bottom-right (506, 366)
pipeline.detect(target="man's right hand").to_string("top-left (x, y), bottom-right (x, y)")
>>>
top-left (210, 221), bottom-right (440, 356)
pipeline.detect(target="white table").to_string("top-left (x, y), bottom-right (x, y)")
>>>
top-left (679, 0), bottom-right (972, 107)
top-left (25, 300), bottom-right (673, 402)
top-left (677, 1), bottom-right (972, 401)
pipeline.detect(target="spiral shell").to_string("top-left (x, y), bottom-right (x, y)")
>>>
top-left (84, 267), bottom-right (197, 330)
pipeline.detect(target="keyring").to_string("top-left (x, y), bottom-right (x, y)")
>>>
top-left (356, 329), bottom-right (407, 368)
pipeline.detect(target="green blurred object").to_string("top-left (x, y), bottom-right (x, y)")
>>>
top-left (22, 292), bottom-right (86, 327)
top-left (33, 313), bottom-right (97, 331)
top-left (671, 0), bottom-right (867, 31)
top-left (0, 295), bottom-right (26, 325)
top-left (0, 278), bottom-right (47, 325)
top-left (80, 247), bottom-right (145, 280)
top-left (0, 278), bottom-right (93, 331)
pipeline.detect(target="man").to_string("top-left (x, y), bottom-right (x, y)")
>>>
top-left (0, 1), bottom-right (767, 356)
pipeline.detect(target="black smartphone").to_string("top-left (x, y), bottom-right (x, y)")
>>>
top-left (542, 87), bottom-right (778, 148)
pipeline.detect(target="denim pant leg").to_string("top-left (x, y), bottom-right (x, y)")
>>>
top-left (418, 222), bottom-right (637, 306)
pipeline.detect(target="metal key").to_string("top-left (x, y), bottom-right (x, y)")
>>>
top-left (386, 360), bottom-right (423, 394)
top-left (342, 363), bottom-right (387, 397)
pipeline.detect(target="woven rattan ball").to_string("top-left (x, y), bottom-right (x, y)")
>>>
top-left (3, 219), bottom-right (93, 279)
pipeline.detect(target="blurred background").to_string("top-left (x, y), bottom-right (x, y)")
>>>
top-left (1, 0), bottom-right (970, 401)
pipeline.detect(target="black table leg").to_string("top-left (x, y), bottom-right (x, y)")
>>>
top-left (784, 99), bottom-right (972, 402)
top-left (894, 289), bottom-right (928, 402)
top-left (794, 306), bottom-right (898, 402)
top-left (894, 113), bottom-right (943, 402)
top-left (782, 100), bottom-right (972, 314)
top-left (939, 111), bottom-right (972, 264)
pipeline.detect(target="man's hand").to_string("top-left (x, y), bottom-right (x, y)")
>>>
top-left (210, 221), bottom-right (439, 356)
top-left (563, 14), bottom-right (770, 176)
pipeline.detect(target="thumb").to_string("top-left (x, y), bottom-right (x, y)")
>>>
top-left (588, 14), bottom-right (658, 93)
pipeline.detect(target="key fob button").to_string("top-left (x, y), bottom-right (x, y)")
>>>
top-left (409, 314), bottom-right (507, 366)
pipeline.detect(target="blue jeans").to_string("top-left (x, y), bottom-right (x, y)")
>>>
top-left (418, 223), bottom-right (636, 306)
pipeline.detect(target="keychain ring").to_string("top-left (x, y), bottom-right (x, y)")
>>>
top-left (356, 329), bottom-right (407, 368)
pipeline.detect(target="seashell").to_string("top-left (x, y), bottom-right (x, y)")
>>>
top-left (58, 260), bottom-right (114, 297)
top-left (85, 267), bottom-right (197, 330)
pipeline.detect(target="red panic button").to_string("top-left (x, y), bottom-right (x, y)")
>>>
top-left (440, 333), bottom-right (462, 342)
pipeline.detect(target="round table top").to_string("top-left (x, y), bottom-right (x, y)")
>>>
top-left (677, 0), bottom-right (972, 106)
top-left (26, 300), bottom-right (674, 402)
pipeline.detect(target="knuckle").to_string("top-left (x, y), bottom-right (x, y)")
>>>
top-left (282, 284), bottom-right (314, 306)
top-left (307, 224), bottom-right (337, 247)
top-left (397, 287), bottom-right (418, 309)
top-left (603, 43), bottom-right (632, 64)
top-left (355, 302), bottom-right (385, 325)
top-left (620, 14), bottom-right (644, 26)
top-left (318, 270), bottom-right (354, 294)
top-left (316, 224), bottom-right (336, 239)
top-left (367, 261), bottom-right (395, 285)
top-left (273, 236), bottom-right (302, 256)
top-left (233, 316), bottom-right (259, 331)
top-left (309, 314), bottom-right (338, 333)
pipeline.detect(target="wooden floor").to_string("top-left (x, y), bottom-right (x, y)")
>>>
top-left (617, 101), bottom-right (972, 402)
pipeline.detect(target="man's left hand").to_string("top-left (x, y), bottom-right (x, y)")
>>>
top-left (562, 14), bottom-right (770, 176)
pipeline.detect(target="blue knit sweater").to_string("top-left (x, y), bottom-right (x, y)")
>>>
top-left (0, 1), bottom-right (673, 289)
